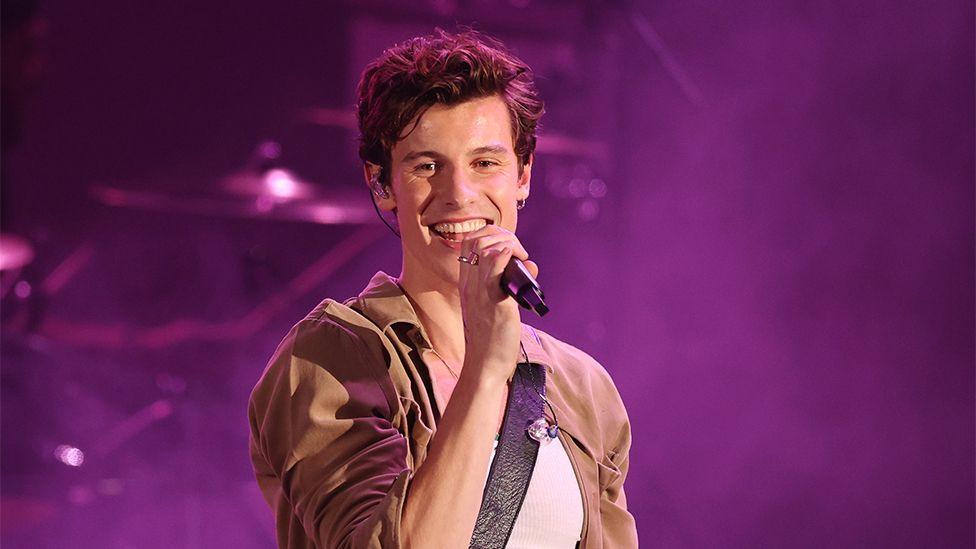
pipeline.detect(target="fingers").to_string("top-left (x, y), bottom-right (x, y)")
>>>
top-left (457, 248), bottom-right (472, 292)
top-left (460, 225), bottom-right (528, 261)
top-left (465, 234), bottom-right (528, 261)
top-left (456, 230), bottom-right (484, 292)
top-left (457, 225), bottom-right (534, 303)
top-left (459, 241), bottom-right (514, 301)
top-left (480, 245), bottom-right (514, 301)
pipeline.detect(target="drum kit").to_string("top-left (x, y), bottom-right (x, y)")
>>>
top-left (0, 118), bottom-right (382, 542)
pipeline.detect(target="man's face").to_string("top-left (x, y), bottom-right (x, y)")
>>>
top-left (376, 94), bottom-right (531, 288)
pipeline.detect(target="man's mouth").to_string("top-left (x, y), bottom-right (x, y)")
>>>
top-left (430, 219), bottom-right (488, 242)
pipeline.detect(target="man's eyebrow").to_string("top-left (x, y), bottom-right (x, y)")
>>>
top-left (400, 145), bottom-right (510, 162)
top-left (400, 150), bottom-right (441, 163)
top-left (470, 145), bottom-right (509, 155)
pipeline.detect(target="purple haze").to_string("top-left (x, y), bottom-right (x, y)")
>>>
top-left (1, 1), bottom-right (972, 547)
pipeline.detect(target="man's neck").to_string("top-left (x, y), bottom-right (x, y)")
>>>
top-left (398, 269), bottom-right (467, 365)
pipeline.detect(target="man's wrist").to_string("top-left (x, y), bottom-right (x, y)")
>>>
top-left (460, 355), bottom-right (513, 389)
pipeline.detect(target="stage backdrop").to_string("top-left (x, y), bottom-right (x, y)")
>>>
top-left (1, 1), bottom-right (972, 547)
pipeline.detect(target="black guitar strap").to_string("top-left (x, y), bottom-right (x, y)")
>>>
top-left (469, 362), bottom-right (546, 549)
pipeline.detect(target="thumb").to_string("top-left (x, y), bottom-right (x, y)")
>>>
top-left (523, 259), bottom-right (540, 280)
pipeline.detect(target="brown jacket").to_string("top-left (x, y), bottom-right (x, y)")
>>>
top-left (248, 272), bottom-right (637, 548)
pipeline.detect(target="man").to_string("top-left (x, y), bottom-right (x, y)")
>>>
top-left (249, 30), bottom-right (637, 548)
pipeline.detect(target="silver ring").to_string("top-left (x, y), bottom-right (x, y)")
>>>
top-left (457, 252), bottom-right (480, 265)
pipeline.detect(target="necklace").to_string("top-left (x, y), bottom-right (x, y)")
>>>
top-left (429, 339), bottom-right (533, 381)
top-left (393, 277), bottom-right (462, 381)
top-left (429, 347), bottom-right (461, 380)
top-left (429, 341), bottom-right (531, 382)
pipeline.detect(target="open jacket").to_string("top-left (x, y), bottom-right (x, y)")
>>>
top-left (248, 272), bottom-right (638, 548)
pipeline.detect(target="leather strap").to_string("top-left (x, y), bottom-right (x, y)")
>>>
top-left (469, 362), bottom-right (546, 549)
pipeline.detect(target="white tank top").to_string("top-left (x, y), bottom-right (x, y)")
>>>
top-left (485, 437), bottom-right (585, 548)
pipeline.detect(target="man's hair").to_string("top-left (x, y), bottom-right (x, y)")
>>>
top-left (357, 29), bottom-right (544, 185)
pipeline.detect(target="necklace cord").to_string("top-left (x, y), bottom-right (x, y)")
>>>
top-left (520, 340), bottom-right (559, 428)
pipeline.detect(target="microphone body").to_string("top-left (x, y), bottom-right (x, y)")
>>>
top-left (501, 258), bottom-right (549, 317)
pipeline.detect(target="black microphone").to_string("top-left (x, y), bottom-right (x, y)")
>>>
top-left (501, 258), bottom-right (549, 317)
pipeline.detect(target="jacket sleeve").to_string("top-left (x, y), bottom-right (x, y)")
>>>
top-left (598, 404), bottom-right (638, 548)
top-left (594, 370), bottom-right (639, 548)
top-left (248, 317), bottom-right (409, 548)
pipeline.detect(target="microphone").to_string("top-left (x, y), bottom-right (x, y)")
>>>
top-left (501, 258), bottom-right (549, 317)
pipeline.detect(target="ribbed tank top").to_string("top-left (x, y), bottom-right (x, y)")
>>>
top-left (484, 436), bottom-right (584, 547)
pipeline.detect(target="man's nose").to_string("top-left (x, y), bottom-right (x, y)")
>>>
top-left (441, 168), bottom-right (477, 207)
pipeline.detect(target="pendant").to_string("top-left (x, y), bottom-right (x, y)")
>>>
top-left (526, 417), bottom-right (558, 445)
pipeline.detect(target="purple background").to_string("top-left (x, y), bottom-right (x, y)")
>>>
top-left (2, 1), bottom-right (972, 547)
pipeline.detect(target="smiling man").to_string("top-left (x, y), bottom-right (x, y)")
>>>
top-left (248, 30), bottom-right (637, 548)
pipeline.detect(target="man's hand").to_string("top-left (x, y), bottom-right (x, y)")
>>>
top-left (457, 225), bottom-right (539, 382)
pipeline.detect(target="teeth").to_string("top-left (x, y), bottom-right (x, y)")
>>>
top-left (433, 219), bottom-right (487, 234)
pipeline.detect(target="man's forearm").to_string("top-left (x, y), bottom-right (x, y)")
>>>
top-left (400, 364), bottom-right (508, 548)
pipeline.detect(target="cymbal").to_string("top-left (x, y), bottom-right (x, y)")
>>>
top-left (219, 167), bottom-right (321, 200)
top-left (91, 169), bottom-right (377, 225)
top-left (0, 233), bottom-right (35, 271)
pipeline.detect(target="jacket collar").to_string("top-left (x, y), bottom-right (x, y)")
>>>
top-left (350, 271), bottom-right (419, 330)
top-left (352, 271), bottom-right (554, 375)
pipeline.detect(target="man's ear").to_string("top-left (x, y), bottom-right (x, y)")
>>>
top-left (516, 155), bottom-right (533, 202)
top-left (364, 163), bottom-right (396, 212)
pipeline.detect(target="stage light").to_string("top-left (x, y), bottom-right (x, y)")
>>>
top-left (14, 280), bottom-right (31, 299)
top-left (54, 444), bottom-right (85, 467)
top-left (264, 169), bottom-right (299, 199)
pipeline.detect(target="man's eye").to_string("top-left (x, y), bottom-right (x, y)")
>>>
top-left (475, 160), bottom-right (498, 168)
top-left (415, 162), bottom-right (436, 173)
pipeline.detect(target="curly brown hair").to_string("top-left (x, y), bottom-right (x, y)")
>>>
top-left (357, 29), bottom-right (544, 185)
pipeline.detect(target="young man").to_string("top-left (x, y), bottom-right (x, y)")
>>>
top-left (248, 30), bottom-right (637, 548)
